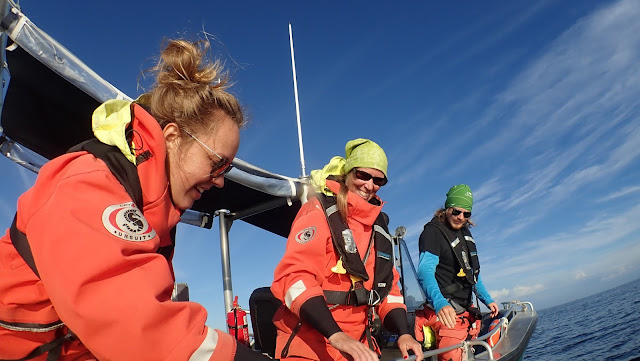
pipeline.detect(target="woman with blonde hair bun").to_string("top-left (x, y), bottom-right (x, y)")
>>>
top-left (0, 37), bottom-right (269, 361)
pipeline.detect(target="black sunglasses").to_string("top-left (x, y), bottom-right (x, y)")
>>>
top-left (451, 208), bottom-right (471, 218)
top-left (354, 169), bottom-right (388, 186)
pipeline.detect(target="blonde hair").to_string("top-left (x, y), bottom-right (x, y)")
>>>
top-left (310, 173), bottom-right (351, 223)
top-left (336, 174), bottom-right (350, 223)
top-left (145, 38), bottom-right (244, 134)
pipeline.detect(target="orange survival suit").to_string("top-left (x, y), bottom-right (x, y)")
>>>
top-left (0, 103), bottom-right (239, 361)
top-left (271, 180), bottom-right (407, 361)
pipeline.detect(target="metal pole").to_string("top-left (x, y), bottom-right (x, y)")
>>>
top-left (289, 23), bottom-right (307, 177)
top-left (397, 237), bottom-right (406, 297)
top-left (394, 227), bottom-right (407, 297)
top-left (216, 209), bottom-right (234, 314)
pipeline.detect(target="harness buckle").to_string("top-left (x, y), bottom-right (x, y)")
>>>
top-left (368, 289), bottom-right (381, 306)
top-left (351, 278), bottom-right (369, 306)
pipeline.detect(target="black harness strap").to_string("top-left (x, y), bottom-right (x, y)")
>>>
top-left (9, 215), bottom-right (39, 278)
top-left (280, 321), bottom-right (302, 359)
top-left (323, 290), bottom-right (358, 306)
top-left (0, 331), bottom-right (75, 361)
top-left (361, 307), bottom-right (379, 356)
top-left (440, 280), bottom-right (465, 296)
top-left (68, 139), bottom-right (143, 209)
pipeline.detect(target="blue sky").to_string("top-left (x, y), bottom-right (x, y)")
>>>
top-left (2, 0), bottom-right (640, 331)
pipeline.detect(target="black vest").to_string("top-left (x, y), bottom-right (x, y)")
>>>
top-left (317, 194), bottom-right (395, 306)
top-left (427, 217), bottom-right (480, 308)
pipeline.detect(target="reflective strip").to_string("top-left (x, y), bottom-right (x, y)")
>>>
top-left (386, 295), bottom-right (404, 304)
top-left (326, 204), bottom-right (338, 217)
top-left (285, 279), bottom-right (307, 308)
top-left (287, 179), bottom-right (297, 197)
top-left (373, 225), bottom-right (392, 245)
top-left (189, 326), bottom-right (218, 361)
top-left (451, 238), bottom-right (460, 247)
top-left (8, 8), bottom-right (28, 41)
top-left (465, 235), bottom-right (475, 243)
top-left (0, 319), bottom-right (64, 332)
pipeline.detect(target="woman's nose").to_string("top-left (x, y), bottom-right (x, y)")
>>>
top-left (365, 179), bottom-right (378, 191)
top-left (211, 176), bottom-right (225, 188)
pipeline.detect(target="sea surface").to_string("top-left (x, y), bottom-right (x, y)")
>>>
top-left (523, 278), bottom-right (640, 361)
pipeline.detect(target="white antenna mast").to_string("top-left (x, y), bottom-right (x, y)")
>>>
top-left (289, 23), bottom-right (307, 177)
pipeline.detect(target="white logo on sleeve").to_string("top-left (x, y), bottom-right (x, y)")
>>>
top-left (102, 202), bottom-right (156, 241)
top-left (295, 226), bottom-right (316, 244)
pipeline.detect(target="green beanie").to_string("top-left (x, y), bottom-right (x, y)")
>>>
top-left (445, 184), bottom-right (473, 211)
top-left (343, 138), bottom-right (388, 177)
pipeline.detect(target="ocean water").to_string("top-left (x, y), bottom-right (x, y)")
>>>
top-left (523, 278), bottom-right (640, 361)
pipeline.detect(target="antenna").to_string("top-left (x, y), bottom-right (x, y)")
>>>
top-left (289, 23), bottom-right (307, 177)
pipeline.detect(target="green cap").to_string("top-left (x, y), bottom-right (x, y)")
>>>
top-left (445, 184), bottom-right (473, 211)
top-left (343, 138), bottom-right (388, 177)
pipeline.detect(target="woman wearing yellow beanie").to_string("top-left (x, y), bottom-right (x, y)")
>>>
top-left (271, 139), bottom-right (423, 361)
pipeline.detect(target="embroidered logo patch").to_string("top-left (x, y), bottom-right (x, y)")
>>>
top-left (102, 202), bottom-right (156, 242)
top-left (295, 227), bottom-right (316, 244)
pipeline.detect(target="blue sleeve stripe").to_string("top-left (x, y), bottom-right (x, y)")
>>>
top-left (475, 274), bottom-right (495, 305)
top-left (417, 251), bottom-right (449, 312)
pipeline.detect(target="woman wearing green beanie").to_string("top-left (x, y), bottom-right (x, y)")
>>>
top-left (271, 139), bottom-right (423, 361)
top-left (414, 184), bottom-right (498, 361)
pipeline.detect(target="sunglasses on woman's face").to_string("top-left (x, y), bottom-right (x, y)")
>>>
top-left (210, 159), bottom-right (233, 178)
top-left (450, 208), bottom-right (472, 218)
top-left (182, 128), bottom-right (233, 178)
top-left (354, 169), bottom-right (388, 186)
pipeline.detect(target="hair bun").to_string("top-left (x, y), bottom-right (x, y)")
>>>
top-left (144, 36), bottom-right (243, 130)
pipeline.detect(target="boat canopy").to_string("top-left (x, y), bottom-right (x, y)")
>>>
top-left (0, 2), bottom-right (309, 238)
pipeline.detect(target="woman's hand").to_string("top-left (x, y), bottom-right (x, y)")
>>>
top-left (328, 332), bottom-right (379, 361)
top-left (396, 334), bottom-right (424, 361)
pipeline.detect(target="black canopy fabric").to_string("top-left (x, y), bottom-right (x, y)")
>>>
top-left (0, 6), bottom-right (305, 238)
top-left (2, 46), bottom-right (99, 160)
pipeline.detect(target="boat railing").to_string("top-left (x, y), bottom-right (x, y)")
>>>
top-left (390, 338), bottom-right (496, 361)
top-left (475, 300), bottom-right (530, 343)
top-left (389, 301), bottom-right (535, 361)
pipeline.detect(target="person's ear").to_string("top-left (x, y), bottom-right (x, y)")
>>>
top-left (163, 123), bottom-right (181, 150)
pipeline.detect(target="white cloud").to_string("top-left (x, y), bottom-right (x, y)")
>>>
top-left (480, 202), bottom-right (640, 309)
top-left (452, 0), bottom-right (640, 205)
top-left (473, 177), bottom-right (503, 212)
top-left (402, 215), bottom-right (434, 242)
top-left (489, 288), bottom-right (510, 300)
top-left (512, 284), bottom-right (545, 297)
top-left (595, 185), bottom-right (640, 203)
